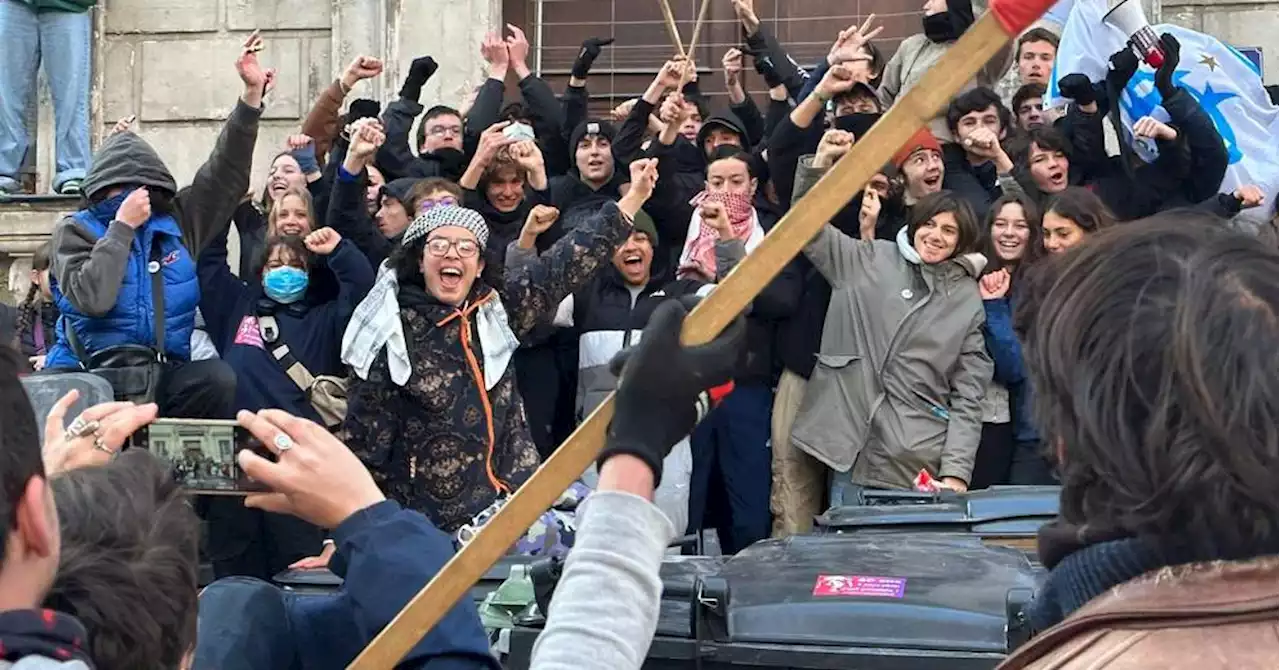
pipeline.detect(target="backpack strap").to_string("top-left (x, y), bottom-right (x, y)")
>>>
top-left (148, 240), bottom-right (167, 361)
top-left (258, 314), bottom-right (317, 392)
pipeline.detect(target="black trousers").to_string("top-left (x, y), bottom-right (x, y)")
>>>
top-left (515, 341), bottom-right (579, 459)
top-left (158, 359), bottom-right (237, 419)
top-left (970, 422), bottom-right (1016, 489)
top-left (1009, 439), bottom-right (1058, 485)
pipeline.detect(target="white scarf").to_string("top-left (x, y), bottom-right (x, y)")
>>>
top-left (341, 262), bottom-right (519, 389)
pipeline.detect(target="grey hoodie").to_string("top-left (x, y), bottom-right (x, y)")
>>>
top-left (49, 100), bottom-right (262, 318)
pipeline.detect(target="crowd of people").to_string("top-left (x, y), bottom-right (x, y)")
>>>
top-left (0, 0), bottom-right (1277, 667)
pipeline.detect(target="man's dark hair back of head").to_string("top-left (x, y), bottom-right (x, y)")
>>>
top-left (0, 345), bottom-right (43, 570)
top-left (1017, 214), bottom-right (1278, 560)
top-left (44, 449), bottom-right (200, 670)
top-left (946, 87), bottom-right (1011, 136)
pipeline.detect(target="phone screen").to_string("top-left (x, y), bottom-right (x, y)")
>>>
top-left (131, 419), bottom-right (273, 495)
top-left (503, 122), bottom-right (535, 142)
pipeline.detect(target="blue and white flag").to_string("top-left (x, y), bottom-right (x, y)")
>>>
top-left (1048, 0), bottom-right (1279, 222)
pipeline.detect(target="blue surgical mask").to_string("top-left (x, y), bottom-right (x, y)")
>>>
top-left (263, 266), bottom-right (309, 304)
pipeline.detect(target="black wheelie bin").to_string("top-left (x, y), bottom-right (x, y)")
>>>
top-left (813, 486), bottom-right (1060, 558)
top-left (503, 532), bottom-right (1043, 669)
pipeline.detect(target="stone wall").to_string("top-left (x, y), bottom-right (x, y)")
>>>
top-left (2, 0), bottom-right (502, 301)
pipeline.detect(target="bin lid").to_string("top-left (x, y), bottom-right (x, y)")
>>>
top-left (717, 533), bottom-right (1041, 653)
top-left (816, 486), bottom-right (1060, 537)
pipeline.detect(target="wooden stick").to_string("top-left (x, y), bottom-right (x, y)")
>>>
top-left (656, 0), bottom-right (686, 59)
top-left (686, 0), bottom-right (712, 60)
top-left (348, 12), bottom-right (1025, 670)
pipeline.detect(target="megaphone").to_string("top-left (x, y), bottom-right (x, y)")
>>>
top-left (1103, 0), bottom-right (1166, 68)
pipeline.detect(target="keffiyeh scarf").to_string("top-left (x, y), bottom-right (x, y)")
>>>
top-left (677, 191), bottom-right (763, 281)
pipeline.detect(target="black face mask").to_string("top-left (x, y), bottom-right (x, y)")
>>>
top-left (834, 112), bottom-right (882, 140)
top-left (430, 147), bottom-right (468, 178)
top-left (923, 13), bottom-right (959, 43)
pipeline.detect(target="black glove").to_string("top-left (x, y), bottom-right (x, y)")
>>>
top-left (599, 297), bottom-right (746, 485)
top-left (1154, 33), bottom-right (1182, 98)
top-left (752, 51), bottom-right (785, 90)
top-left (399, 56), bottom-right (439, 102)
top-left (571, 37), bottom-right (614, 79)
top-left (1057, 73), bottom-right (1097, 106)
top-left (1106, 48), bottom-right (1140, 92)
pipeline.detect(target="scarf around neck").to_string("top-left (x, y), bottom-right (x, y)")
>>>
top-left (340, 262), bottom-right (519, 388)
top-left (0, 609), bottom-right (93, 667)
top-left (678, 191), bottom-right (761, 280)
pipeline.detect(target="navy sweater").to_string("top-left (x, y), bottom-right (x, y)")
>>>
top-left (197, 229), bottom-right (374, 421)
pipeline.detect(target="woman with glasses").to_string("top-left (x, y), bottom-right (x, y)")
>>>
top-left (336, 158), bottom-right (659, 541)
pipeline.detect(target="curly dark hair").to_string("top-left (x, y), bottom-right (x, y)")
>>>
top-left (1015, 213), bottom-right (1278, 558)
top-left (391, 234), bottom-right (429, 289)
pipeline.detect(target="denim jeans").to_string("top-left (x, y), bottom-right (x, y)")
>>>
top-left (194, 577), bottom-right (384, 670)
top-left (0, 1), bottom-right (91, 191)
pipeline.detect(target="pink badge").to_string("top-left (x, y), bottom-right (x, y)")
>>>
top-left (234, 316), bottom-right (265, 349)
top-left (813, 575), bottom-right (907, 598)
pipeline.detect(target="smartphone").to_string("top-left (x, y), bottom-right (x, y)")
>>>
top-left (130, 418), bottom-right (273, 495)
top-left (502, 121), bottom-right (535, 142)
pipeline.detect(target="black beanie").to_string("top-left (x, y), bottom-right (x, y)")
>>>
top-left (568, 119), bottom-right (617, 151)
top-left (347, 99), bottom-right (382, 125)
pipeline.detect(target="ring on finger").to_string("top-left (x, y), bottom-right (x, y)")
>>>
top-left (65, 418), bottom-right (101, 442)
top-left (92, 436), bottom-right (114, 454)
top-left (273, 433), bottom-right (295, 452)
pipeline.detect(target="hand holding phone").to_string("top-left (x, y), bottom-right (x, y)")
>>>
top-left (235, 409), bottom-right (386, 529)
top-left (502, 121), bottom-right (535, 142)
top-left (136, 418), bottom-right (274, 495)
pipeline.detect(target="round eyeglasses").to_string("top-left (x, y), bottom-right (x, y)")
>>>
top-left (426, 237), bottom-right (480, 258)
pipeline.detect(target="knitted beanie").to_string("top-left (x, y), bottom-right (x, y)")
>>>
top-left (402, 205), bottom-right (491, 248)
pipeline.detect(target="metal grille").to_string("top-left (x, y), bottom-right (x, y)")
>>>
top-left (529, 0), bottom-right (925, 113)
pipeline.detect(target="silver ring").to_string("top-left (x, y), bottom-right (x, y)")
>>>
top-left (64, 418), bottom-right (100, 443)
top-left (92, 437), bottom-right (113, 454)
top-left (273, 433), bottom-right (294, 452)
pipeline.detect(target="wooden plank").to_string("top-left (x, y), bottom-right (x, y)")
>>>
top-left (348, 12), bottom-right (1018, 669)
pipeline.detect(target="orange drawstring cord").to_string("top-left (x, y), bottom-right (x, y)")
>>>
top-left (436, 292), bottom-right (511, 494)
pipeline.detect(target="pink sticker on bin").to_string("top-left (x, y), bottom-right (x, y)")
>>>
top-left (812, 575), bottom-right (907, 598)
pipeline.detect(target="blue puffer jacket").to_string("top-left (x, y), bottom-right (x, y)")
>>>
top-left (42, 100), bottom-right (263, 370)
top-left (45, 201), bottom-right (199, 369)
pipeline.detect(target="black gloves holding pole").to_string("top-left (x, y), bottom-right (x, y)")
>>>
top-left (572, 37), bottom-right (614, 79)
top-left (400, 55), bottom-right (439, 102)
top-left (598, 297), bottom-right (746, 486)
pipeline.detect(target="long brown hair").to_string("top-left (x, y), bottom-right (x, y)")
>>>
top-left (13, 242), bottom-right (51, 349)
